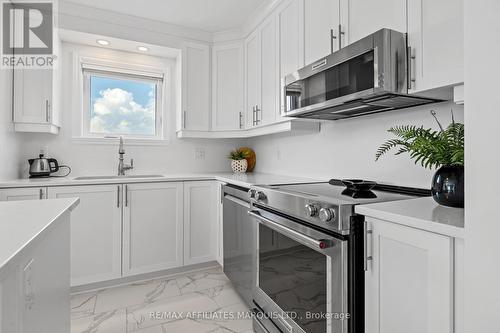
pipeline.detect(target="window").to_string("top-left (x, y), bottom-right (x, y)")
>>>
top-left (82, 62), bottom-right (164, 140)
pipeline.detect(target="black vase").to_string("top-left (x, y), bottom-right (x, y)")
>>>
top-left (431, 165), bottom-right (464, 208)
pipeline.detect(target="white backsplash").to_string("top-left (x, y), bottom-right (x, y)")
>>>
top-left (248, 102), bottom-right (464, 189)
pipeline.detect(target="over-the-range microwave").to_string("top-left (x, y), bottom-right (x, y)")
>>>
top-left (281, 28), bottom-right (443, 120)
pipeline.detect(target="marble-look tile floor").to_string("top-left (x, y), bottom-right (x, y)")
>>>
top-left (71, 267), bottom-right (255, 333)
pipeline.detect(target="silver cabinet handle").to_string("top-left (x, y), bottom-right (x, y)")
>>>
top-left (248, 210), bottom-right (335, 250)
top-left (39, 188), bottom-right (43, 200)
top-left (45, 99), bottom-right (50, 122)
top-left (338, 24), bottom-right (345, 50)
top-left (125, 185), bottom-right (129, 207)
top-left (407, 46), bottom-right (416, 90)
top-left (330, 28), bottom-right (337, 53)
top-left (252, 106), bottom-right (256, 126)
top-left (183, 110), bottom-right (187, 129)
top-left (239, 111), bottom-right (243, 129)
top-left (117, 186), bottom-right (120, 208)
top-left (255, 105), bottom-right (261, 125)
top-left (364, 220), bottom-right (373, 271)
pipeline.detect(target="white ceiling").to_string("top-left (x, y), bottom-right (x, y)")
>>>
top-left (65, 0), bottom-right (269, 33)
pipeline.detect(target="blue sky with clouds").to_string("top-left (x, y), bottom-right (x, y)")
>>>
top-left (89, 75), bottom-right (156, 135)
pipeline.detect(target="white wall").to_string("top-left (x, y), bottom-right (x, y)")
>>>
top-left (249, 102), bottom-right (464, 188)
top-left (16, 43), bottom-right (242, 177)
top-left (464, 0), bottom-right (500, 331)
top-left (0, 68), bottom-right (21, 179)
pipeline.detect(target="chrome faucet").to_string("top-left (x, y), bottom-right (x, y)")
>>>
top-left (118, 136), bottom-right (134, 176)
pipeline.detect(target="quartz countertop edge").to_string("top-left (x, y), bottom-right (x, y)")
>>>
top-left (0, 198), bottom-right (80, 274)
top-left (0, 172), bottom-right (324, 189)
top-left (355, 197), bottom-right (464, 238)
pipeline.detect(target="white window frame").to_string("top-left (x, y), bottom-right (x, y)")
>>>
top-left (77, 57), bottom-right (169, 143)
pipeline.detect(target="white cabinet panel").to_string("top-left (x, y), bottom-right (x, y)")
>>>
top-left (181, 42), bottom-right (211, 131)
top-left (278, 0), bottom-right (304, 114)
top-left (212, 42), bottom-right (244, 131)
top-left (260, 16), bottom-right (279, 125)
top-left (48, 185), bottom-right (122, 286)
top-left (122, 182), bottom-right (184, 276)
top-left (407, 0), bottom-right (464, 92)
top-left (365, 218), bottom-right (453, 333)
top-left (245, 31), bottom-right (261, 128)
top-left (0, 187), bottom-right (47, 201)
top-left (184, 181), bottom-right (217, 265)
top-left (304, 0), bottom-right (340, 64)
top-left (341, 0), bottom-right (407, 45)
top-left (278, 0), bottom-right (305, 80)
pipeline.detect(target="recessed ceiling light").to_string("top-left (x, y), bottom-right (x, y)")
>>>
top-left (96, 39), bottom-right (110, 46)
top-left (137, 46), bottom-right (149, 52)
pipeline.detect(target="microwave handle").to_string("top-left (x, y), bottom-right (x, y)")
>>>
top-left (248, 210), bottom-right (335, 250)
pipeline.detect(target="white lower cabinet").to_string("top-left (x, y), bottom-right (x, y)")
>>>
top-left (0, 187), bottom-right (47, 201)
top-left (48, 185), bottom-right (122, 286)
top-left (122, 182), bottom-right (184, 276)
top-left (365, 218), bottom-right (453, 333)
top-left (183, 181), bottom-right (217, 265)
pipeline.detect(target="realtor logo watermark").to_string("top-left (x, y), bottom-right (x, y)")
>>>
top-left (1, 0), bottom-right (57, 68)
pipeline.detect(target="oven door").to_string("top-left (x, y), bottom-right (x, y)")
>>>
top-left (249, 208), bottom-right (348, 333)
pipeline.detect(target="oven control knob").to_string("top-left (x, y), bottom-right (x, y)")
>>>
top-left (255, 191), bottom-right (267, 200)
top-left (319, 208), bottom-right (336, 223)
top-left (248, 189), bottom-right (256, 199)
top-left (304, 204), bottom-right (318, 217)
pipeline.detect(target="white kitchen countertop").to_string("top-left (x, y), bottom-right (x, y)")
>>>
top-left (0, 198), bottom-right (80, 274)
top-left (355, 197), bottom-right (464, 238)
top-left (0, 172), bottom-right (323, 189)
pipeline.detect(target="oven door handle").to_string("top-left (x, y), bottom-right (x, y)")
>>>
top-left (248, 210), bottom-right (335, 250)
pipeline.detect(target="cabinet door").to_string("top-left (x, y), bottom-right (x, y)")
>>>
top-left (365, 218), bottom-right (453, 333)
top-left (260, 16), bottom-right (279, 125)
top-left (0, 187), bottom-right (46, 201)
top-left (304, 0), bottom-right (340, 64)
top-left (341, 0), bottom-right (406, 46)
top-left (407, 0), bottom-right (464, 92)
top-left (182, 42), bottom-right (211, 131)
top-left (184, 181), bottom-right (217, 265)
top-left (122, 182), bottom-right (183, 276)
top-left (212, 42), bottom-right (244, 131)
top-left (278, 0), bottom-right (304, 113)
top-left (48, 185), bottom-right (122, 286)
top-left (245, 31), bottom-right (261, 128)
top-left (13, 69), bottom-right (53, 124)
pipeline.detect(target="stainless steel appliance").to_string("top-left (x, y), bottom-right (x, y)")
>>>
top-left (28, 154), bottom-right (60, 178)
top-left (249, 180), bottom-right (429, 333)
top-left (28, 154), bottom-right (71, 178)
top-left (282, 29), bottom-right (442, 120)
top-left (222, 184), bottom-right (255, 306)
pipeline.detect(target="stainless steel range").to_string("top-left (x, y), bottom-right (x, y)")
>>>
top-left (248, 180), bottom-right (429, 333)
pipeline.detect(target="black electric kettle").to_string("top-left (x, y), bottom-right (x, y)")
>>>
top-left (28, 154), bottom-right (60, 178)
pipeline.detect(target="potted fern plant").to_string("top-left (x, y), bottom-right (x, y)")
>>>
top-left (228, 149), bottom-right (249, 173)
top-left (376, 110), bottom-right (464, 208)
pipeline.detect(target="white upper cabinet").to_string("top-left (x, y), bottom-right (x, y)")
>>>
top-left (48, 185), bottom-right (122, 287)
top-left (181, 42), bottom-right (211, 131)
top-left (122, 182), bottom-right (184, 276)
top-left (184, 181), bottom-right (217, 265)
top-left (260, 16), bottom-right (279, 125)
top-left (304, 0), bottom-right (340, 65)
top-left (212, 42), bottom-right (244, 131)
top-left (278, 0), bottom-right (305, 82)
top-left (407, 0), bottom-right (464, 92)
top-left (365, 218), bottom-right (453, 333)
top-left (245, 30), bottom-right (262, 128)
top-left (13, 23), bottom-right (61, 134)
top-left (340, 0), bottom-right (407, 45)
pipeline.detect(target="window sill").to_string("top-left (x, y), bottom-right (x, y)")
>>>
top-left (72, 137), bottom-right (170, 146)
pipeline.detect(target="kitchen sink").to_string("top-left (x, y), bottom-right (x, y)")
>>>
top-left (74, 175), bottom-right (164, 180)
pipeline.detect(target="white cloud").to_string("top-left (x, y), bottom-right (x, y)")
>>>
top-left (90, 88), bottom-right (155, 135)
